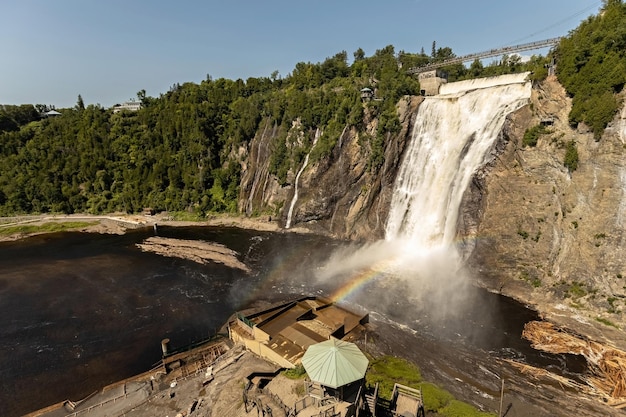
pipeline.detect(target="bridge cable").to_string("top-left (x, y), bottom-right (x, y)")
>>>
top-left (502, 1), bottom-right (603, 47)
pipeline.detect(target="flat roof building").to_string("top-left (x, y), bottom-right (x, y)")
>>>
top-left (113, 101), bottom-right (142, 113)
top-left (230, 297), bottom-right (369, 368)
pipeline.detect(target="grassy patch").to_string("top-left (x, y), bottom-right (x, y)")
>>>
top-left (440, 400), bottom-right (495, 417)
top-left (595, 317), bottom-right (619, 328)
top-left (567, 282), bottom-right (587, 299)
top-left (420, 382), bottom-right (453, 412)
top-left (0, 221), bottom-right (97, 236)
top-left (366, 356), bottom-right (422, 399)
top-left (366, 356), bottom-right (495, 417)
top-left (169, 211), bottom-right (206, 221)
top-left (282, 364), bottom-right (307, 380)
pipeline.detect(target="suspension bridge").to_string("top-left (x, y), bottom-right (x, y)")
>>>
top-left (407, 37), bottom-right (562, 74)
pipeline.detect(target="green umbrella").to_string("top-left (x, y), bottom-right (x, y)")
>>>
top-left (301, 338), bottom-right (369, 389)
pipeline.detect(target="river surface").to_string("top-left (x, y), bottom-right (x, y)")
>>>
top-left (0, 227), bottom-right (583, 416)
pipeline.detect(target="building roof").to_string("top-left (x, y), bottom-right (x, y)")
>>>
top-left (45, 110), bottom-right (61, 116)
top-left (231, 297), bottom-right (368, 366)
top-left (301, 338), bottom-right (369, 389)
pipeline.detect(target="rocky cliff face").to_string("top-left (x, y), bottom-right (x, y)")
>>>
top-left (239, 96), bottom-right (422, 240)
top-left (463, 76), bottom-right (626, 334)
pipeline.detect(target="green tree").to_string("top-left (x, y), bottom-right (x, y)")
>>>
top-left (564, 140), bottom-right (579, 172)
top-left (76, 94), bottom-right (85, 111)
top-left (557, 0), bottom-right (626, 139)
top-left (353, 47), bottom-right (365, 62)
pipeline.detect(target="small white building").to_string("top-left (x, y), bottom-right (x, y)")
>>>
top-left (43, 110), bottom-right (62, 117)
top-left (112, 101), bottom-right (142, 113)
top-left (360, 87), bottom-right (374, 102)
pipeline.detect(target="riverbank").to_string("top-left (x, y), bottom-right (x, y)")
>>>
top-left (0, 212), bottom-right (314, 243)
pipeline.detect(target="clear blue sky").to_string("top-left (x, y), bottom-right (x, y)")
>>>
top-left (0, 0), bottom-right (603, 108)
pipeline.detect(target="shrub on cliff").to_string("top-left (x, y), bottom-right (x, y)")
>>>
top-left (564, 140), bottom-right (579, 172)
top-left (522, 124), bottom-right (548, 147)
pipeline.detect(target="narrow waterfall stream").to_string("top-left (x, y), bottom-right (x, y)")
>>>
top-left (285, 128), bottom-right (320, 229)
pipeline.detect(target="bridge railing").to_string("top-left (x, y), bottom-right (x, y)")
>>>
top-left (408, 37), bottom-right (562, 74)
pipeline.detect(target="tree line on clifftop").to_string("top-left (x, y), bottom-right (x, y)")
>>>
top-left (557, 0), bottom-right (626, 139)
top-left (0, 1), bottom-right (623, 217)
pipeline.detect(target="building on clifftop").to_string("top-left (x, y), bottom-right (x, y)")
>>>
top-left (418, 69), bottom-right (448, 96)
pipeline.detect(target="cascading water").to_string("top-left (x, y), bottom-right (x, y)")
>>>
top-left (319, 73), bottom-right (534, 325)
top-left (285, 128), bottom-right (320, 229)
top-left (385, 73), bottom-right (532, 251)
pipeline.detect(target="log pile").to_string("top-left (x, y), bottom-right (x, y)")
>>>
top-left (522, 321), bottom-right (626, 403)
top-left (505, 360), bottom-right (589, 393)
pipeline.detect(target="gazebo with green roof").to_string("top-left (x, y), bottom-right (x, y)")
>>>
top-left (301, 338), bottom-right (369, 402)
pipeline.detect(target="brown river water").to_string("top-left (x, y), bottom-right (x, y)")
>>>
top-left (0, 226), bottom-right (590, 417)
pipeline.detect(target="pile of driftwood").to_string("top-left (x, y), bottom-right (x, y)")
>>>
top-left (522, 321), bottom-right (626, 404)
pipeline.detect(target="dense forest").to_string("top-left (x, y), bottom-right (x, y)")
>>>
top-left (0, 1), bottom-right (623, 217)
top-left (557, 0), bottom-right (626, 139)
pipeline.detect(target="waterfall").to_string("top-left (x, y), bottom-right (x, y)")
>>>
top-left (285, 128), bottom-right (320, 229)
top-left (385, 73), bottom-right (532, 249)
top-left (620, 104), bottom-right (626, 144)
top-left (246, 121), bottom-right (269, 215)
top-left (315, 74), bottom-right (532, 323)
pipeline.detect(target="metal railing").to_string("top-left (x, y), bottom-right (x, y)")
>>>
top-left (408, 37), bottom-right (562, 74)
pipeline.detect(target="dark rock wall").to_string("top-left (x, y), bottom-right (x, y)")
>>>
top-left (239, 96), bottom-right (422, 240)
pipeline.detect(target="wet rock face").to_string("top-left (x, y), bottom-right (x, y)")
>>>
top-left (463, 77), bottom-right (626, 331)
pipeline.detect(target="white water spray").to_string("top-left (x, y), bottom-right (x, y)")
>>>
top-left (285, 128), bottom-right (320, 229)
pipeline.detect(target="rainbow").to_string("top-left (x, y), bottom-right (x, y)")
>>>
top-left (237, 234), bottom-right (486, 306)
top-left (329, 257), bottom-right (398, 303)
